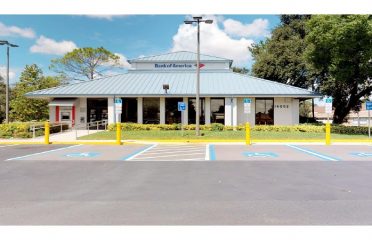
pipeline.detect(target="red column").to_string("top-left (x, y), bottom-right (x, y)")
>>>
top-left (72, 106), bottom-right (75, 127)
top-left (55, 106), bottom-right (60, 122)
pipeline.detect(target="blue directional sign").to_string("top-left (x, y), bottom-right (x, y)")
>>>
top-left (114, 98), bottom-right (122, 104)
top-left (366, 102), bottom-right (372, 110)
top-left (178, 102), bottom-right (186, 111)
top-left (65, 152), bottom-right (101, 158)
top-left (243, 98), bottom-right (252, 103)
top-left (242, 152), bottom-right (278, 158)
top-left (350, 152), bottom-right (372, 157)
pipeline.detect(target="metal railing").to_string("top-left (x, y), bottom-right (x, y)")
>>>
top-left (30, 122), bottom-right (67, 138)
top-left (73, 120), bottom-right (108, 139)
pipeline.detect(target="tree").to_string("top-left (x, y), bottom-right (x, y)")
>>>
top-left (305, 15), bottom-right (372, 124)
top-left (249, 15), bottom-right (312, 88)
top-left (232, 67), bottom-right (249, 75)
top-left (50, 47), bottom-right (121, 81)
top-left (10, 64), bottom-right (62, 122)
top-left (0, 75), bottom-right (5, 123)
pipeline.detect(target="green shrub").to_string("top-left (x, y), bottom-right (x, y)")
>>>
top-left (211, 123), bottom-right (224, 131)
top-left (0, 122), bottom-right (69, 139)
top-left (106, 123), bottom-right (368, 136)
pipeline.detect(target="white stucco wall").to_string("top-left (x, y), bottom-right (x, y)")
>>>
top-left (49, 106), bottom-right (56, 123)
top-left (108, 97), bottom-right (115, 124)
top-left (225, 97), bottom-right (238, 126)
top-left (274, 97), bottom-right (298, 125)
top-left (291, 98), bottom-right (300, 125)
top-left (76, 98), bottom-right (87, 126)
top-left (237, 97), bottom-right (256, 127)
top-left (205, 97), bottom-right (211, 125)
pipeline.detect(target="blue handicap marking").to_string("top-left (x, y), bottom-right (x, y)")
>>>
top-left (242, 152), bottom-right (278, 158)
top-left (350, 152), bottom-right (372, 157)
top-left (65, 152), bottom-right (101, 158)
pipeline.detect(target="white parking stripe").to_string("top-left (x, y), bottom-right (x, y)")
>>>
top-left (5, 145), bottom-right (83, 161)
top-left (134, 152), bottom-right (205, 160)
top-left (144, 147), bottom-right (203, 153)
top-left (130, 158), bottom-right (206, 162)
top-left (125, 144), bottom-right (157, 161)
top-left (140, 149), bottom-right (205, 156)
top-left (205, 144), bottom-right (210, 160)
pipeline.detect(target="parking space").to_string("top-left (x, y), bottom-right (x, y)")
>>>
top-left (3, 143), bottom-right (372, 162)
top-left (212, 144), bottom-right (326, 161)
top-left (127, 144), bottom-right (207, 161)
top-left (4, 144), bottom-right (150, 161)
top-left (301, 145), bottom-right (372, 161)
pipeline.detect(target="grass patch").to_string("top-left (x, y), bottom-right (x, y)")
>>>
top-left (78, 130), bottom-right (370, 141)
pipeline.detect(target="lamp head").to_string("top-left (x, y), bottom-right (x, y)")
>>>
top-left (205, 19), bottom-right (213, 24)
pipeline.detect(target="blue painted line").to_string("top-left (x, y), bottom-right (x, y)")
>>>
top-left (209, 144), bottom-right (216, 161)
top-left (286, 144), bottom-right (340, 161)
top-left (64, 152), bottom-right (101, 158)
top-left (120, 144), bottom-right (156, 161)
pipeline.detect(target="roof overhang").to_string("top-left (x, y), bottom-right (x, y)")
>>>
top-left (48, 98), bottom-right (77, 107)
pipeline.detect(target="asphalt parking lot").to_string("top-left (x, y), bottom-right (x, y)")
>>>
top-left (1, 143), bottom-right (372, 224)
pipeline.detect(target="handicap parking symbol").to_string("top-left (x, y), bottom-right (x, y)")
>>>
top-left (242, 152), bottom-right (278, 158)
top-left (350, 152), bottom-right (372, 157)
top-left (64, 152), bottom-right (101, 158)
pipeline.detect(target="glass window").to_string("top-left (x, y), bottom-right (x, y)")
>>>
top-left (211, 98), bottom-right (225, 124)
top-left (87, 98), bottom-right (108, 123)
top-left (188, 98), bottom-right (205, 124)
top-left (143, 98), bottom-right (160, 124)
top-left (255, 98), bottom-right (274, 125)
top-left (166, 98), bottom-right (183, 124)
top-left (121, 98), bottom-right (137, 123)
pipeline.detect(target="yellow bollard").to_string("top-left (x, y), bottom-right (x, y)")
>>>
top-left (44, 121), bottom-right (50, 145)
top-left (325, 122), bottom-right (331, 145)
top-left (245, 122), bottom-right (251, 145)
top-left (116, 123), bottom-right (122, 145)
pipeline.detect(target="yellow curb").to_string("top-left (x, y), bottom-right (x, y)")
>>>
top-left (0, 141), bottom-right (45, 145)
top-left (252, 139), bottom-right (324, 142)
top-left (332, 139), bottom-right (372, 142)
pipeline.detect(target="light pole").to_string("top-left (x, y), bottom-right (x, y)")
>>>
top-left (184, 16), bottom-right (213, 136)
top-left (0, 40), bottom-right (19, 123)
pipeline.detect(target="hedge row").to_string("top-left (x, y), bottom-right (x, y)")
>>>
top-left (108, 123), bottom-right (369, 135)
top-left (0, 122), bottom-right (69, 139)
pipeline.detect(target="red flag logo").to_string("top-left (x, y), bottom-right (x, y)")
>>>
top-left (194, 63), bottom-right (205, 68)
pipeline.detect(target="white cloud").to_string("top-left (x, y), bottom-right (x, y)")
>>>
top-left (223, 18), bottom-right (270, 38)
top-left (0, 66), bottom-right (16, 81)
top-left (0, 22), bottom-right (36, 39)
top-left (84, 15), bottom-right (127, 21)
top-left (223, 18), bottom-right (270, 37)
top-left (114, 53), bottom-right (132, 68)
top-left (171, 15), bottom-right (254, 66)
top-left (30, 35), bottom-right (77, 55)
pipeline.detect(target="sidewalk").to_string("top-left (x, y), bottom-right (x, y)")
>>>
top-left (0, 129), bottom-right (103, 143)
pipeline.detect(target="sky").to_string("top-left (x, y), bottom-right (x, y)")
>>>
top-left (0, 15), bottom-right (280, 85)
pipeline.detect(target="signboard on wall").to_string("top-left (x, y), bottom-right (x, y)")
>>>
top-left (178, 102), bottom-right (186, 111)
top-left (115, 98), bottom-right (122, 114)
top-left (366, 101), bottom-right (372, 110)
top-left (325, 97), bottom-right (333, 114)
top-left (243, 98), bottom-right (252, 114)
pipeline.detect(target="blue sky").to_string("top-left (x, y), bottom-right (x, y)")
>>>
top-left (0, 15), bottom-right (280, 84)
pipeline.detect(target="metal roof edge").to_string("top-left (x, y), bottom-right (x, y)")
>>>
top-left (128, 51), bottom-right (233, 63)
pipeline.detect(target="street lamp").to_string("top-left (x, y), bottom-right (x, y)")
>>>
top-left (0, 40), bottom-right (19, 123)
top-left (184, 16), bottom-right (213, 136)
